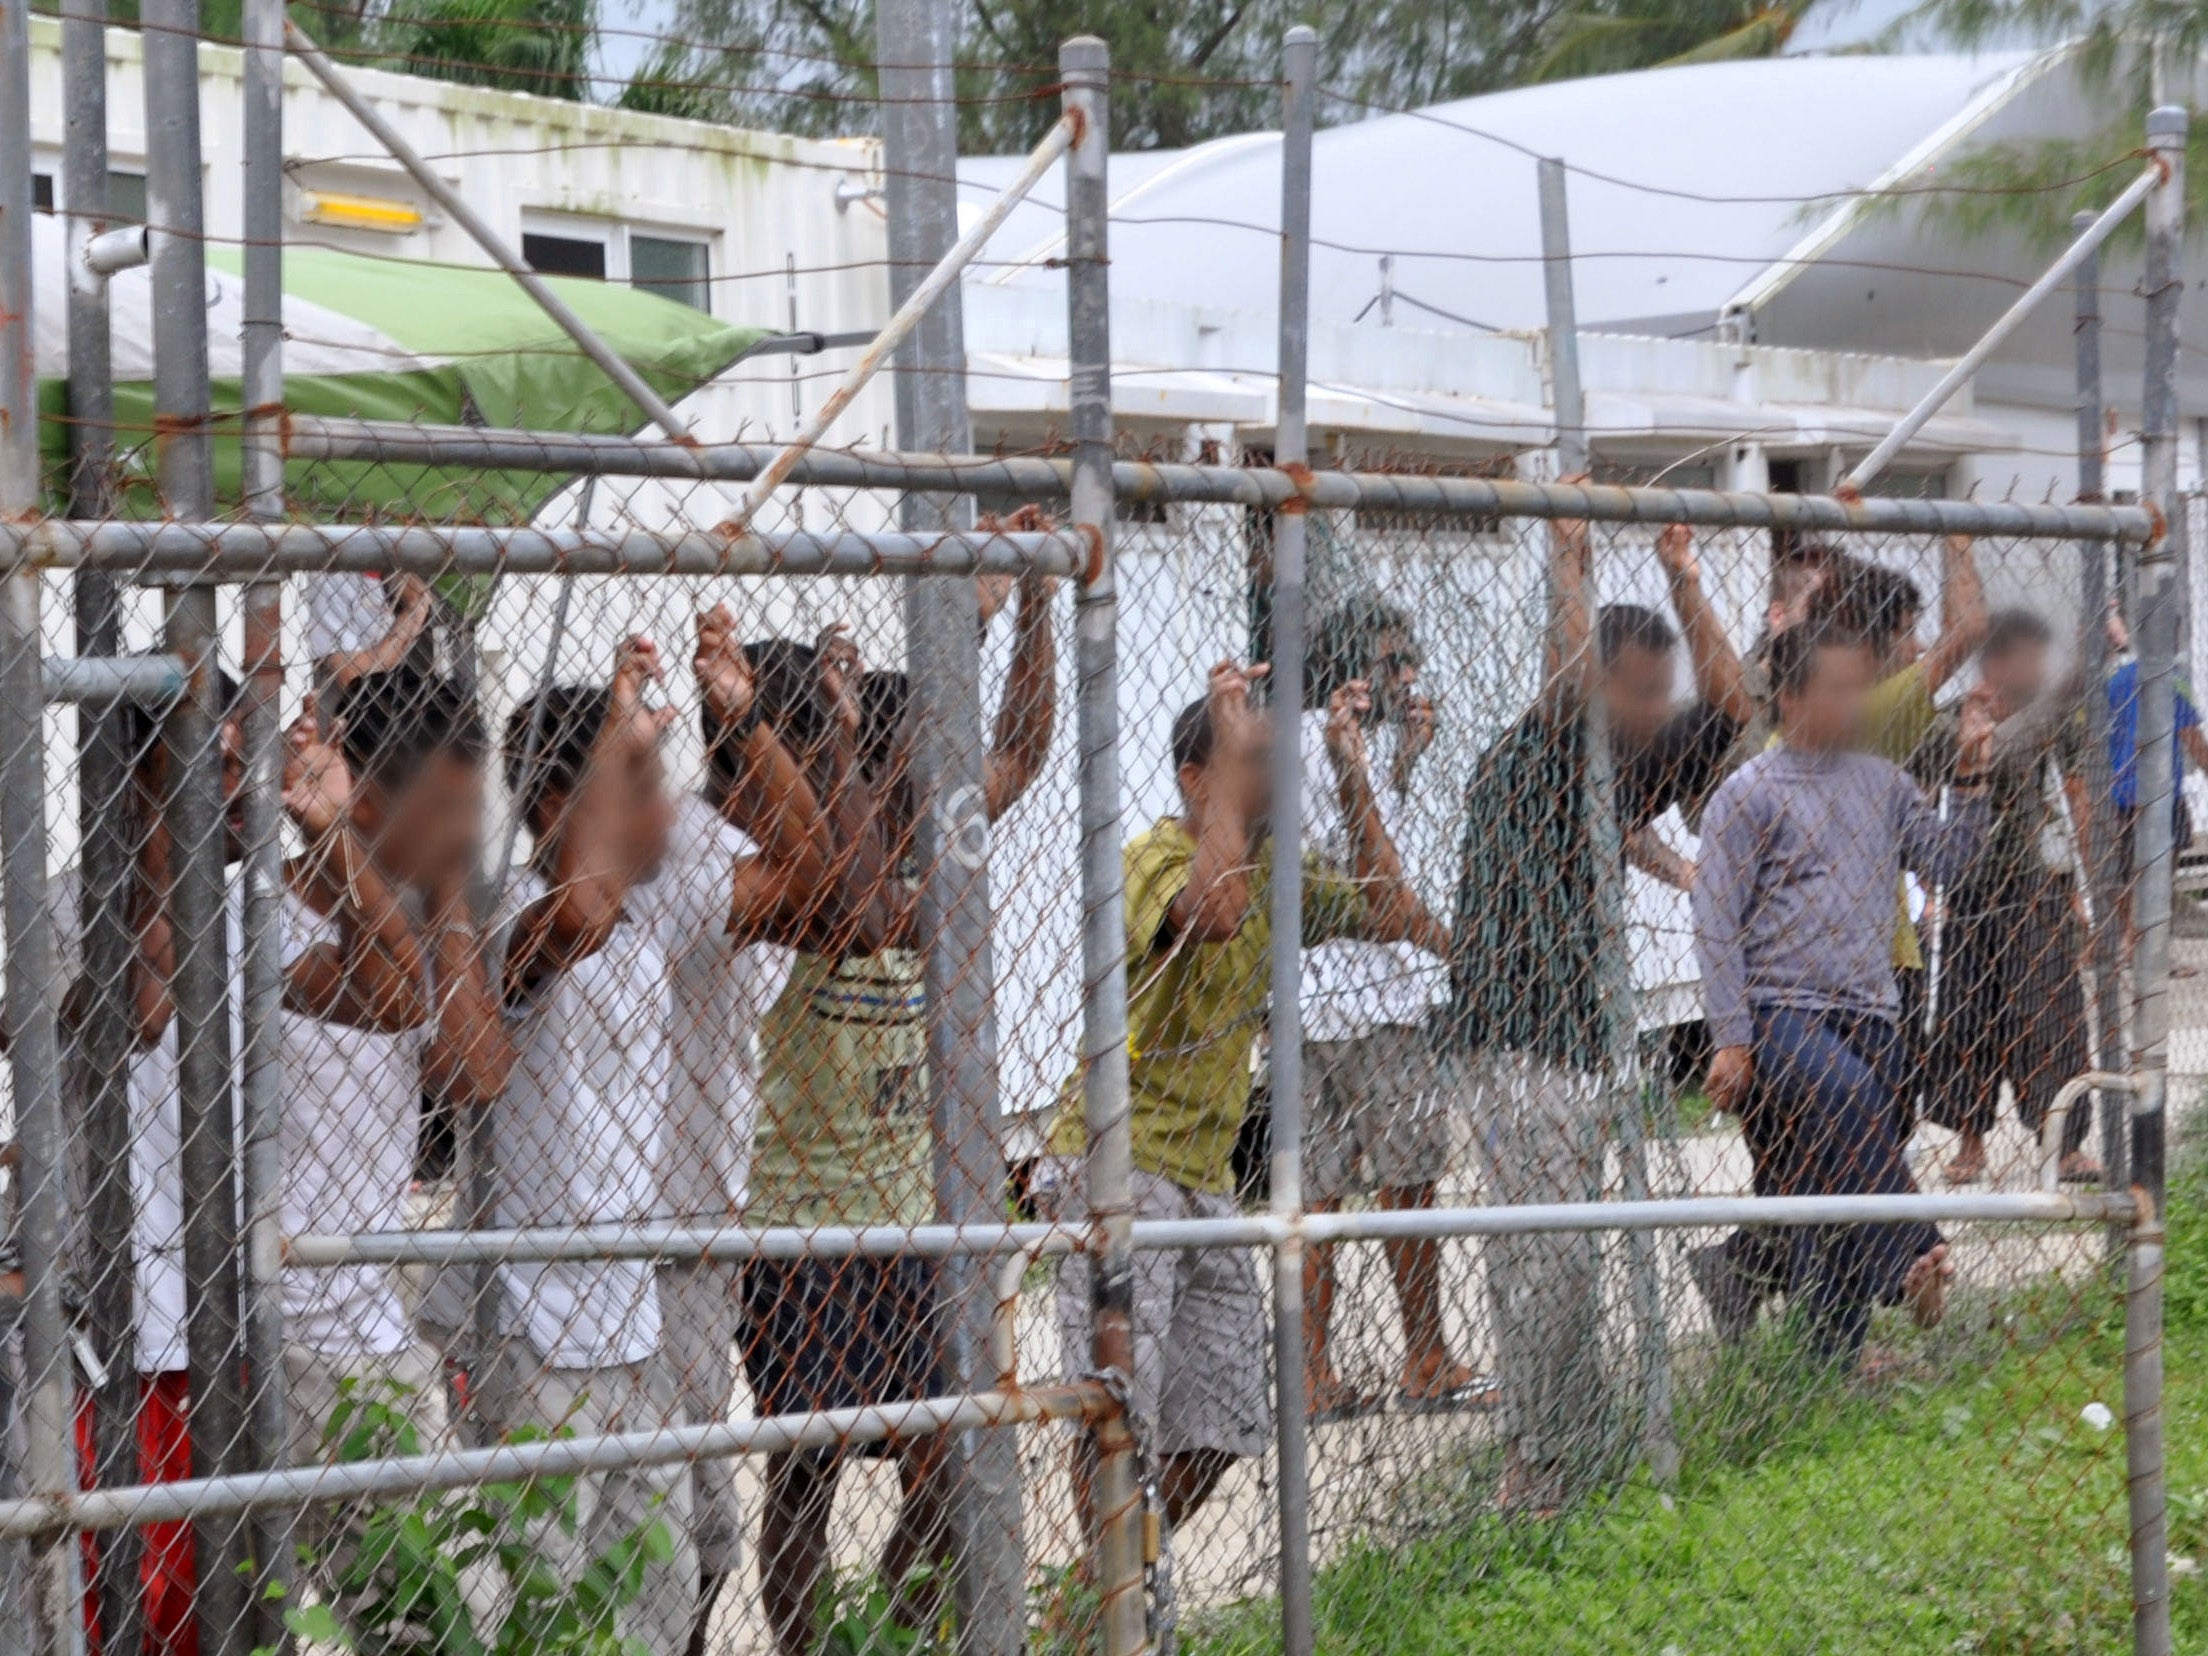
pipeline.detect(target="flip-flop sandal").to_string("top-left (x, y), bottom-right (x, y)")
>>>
top-left (1308, 1387), bottom-right (1385, 1426)
top-left (1397, 1375), bottom-right (1504, 1416)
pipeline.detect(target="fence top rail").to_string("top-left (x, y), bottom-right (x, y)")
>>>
top-left (284, 414), bottom-right (2157, 543)
top-left (0, 521), bottom-right (1090, 580)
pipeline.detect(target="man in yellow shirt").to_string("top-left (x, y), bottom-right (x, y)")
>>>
top-left (1051, 657), bottom-right (1444, 1531)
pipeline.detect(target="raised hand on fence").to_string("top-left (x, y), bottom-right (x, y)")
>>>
top-left (316, 571), bottom-right (435, 690)
top-left (1542, 473), bottom-right (1595, 710)
top-left (694, 603), bottom-right (758, 731)
top-left (282, 698), bottom-right (353, 842)
top-left (813, 623), bottom-right (865, 742)
top-left (1323, 678), bottom-right (1373, 777)
top-left (984, 510), bottom-right (1063, 820)
top-left (694, 605), bottom-right (836, 947)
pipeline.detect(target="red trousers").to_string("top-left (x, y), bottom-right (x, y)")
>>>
top-left (76, 1371), bottom-right (198, 1656)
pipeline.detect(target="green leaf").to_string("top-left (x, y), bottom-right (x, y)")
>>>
top-left (283, 1602), bottom-right (349, 1645)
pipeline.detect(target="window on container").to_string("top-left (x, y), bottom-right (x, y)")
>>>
top-left (107, 170), bottom-right (148, 225)
top-left (32, 174), bottom-right (53, 213)
top-left (522, 230), bottom-right (609, 281)
top-left (631, 234), bottom-right (711, 312)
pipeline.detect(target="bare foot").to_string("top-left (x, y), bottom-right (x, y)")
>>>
top-left (1496, 1449), bottom-right (1563, 1520)
top-left (1399, 1350), bottom-right (1486, 1403)
top-left (1858, 1344), bottom-right (1912, 1386)
top-left (2058, 1151), bottom-right (2104, 1184)
top-left (1902, 1242), bottom-right (1953, 1330)
top-left (1944, 1139), bottom-right (1987, 1185)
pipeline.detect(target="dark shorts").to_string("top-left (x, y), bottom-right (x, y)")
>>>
top-left (1926, 875), bottom-right (2089, 1139)
top-left (740, 1256), bottom-right (947, 1450)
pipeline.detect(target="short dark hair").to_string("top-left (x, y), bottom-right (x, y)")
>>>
top-left (1812, 556), bottom-right (1921, 651)
top-left (1598, 603), bottom-right (1678, 665)
top-left (1983, 608), bottom-right (2055, 659)
top-left (741, 639), bottom-right (837, 757)
top-left (502, 684), bottom-right (612, 829)
top-left (1307, 595), bottom-right (1416, 704)
top-left (1768, 620), bottom-right (1872, 698)
top-left (333, 668), bottom-right (484, 790)
top-left (1171, 696), bottom-right (1217, 773)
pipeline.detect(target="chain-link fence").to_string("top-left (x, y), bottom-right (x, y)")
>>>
top-left (0, 10), bottom-right (2193, 1656)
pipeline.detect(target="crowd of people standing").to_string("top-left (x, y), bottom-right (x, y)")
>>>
top-left (13, 497), bottom-right (2172, 1651)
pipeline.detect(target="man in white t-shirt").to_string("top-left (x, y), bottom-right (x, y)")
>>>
top-left (1298, 600), bottom-right (1485, 1419)
top-left (482, 614), bottom-right (829, 1656)
top-left (275, 672), bottom-right (511, 1546)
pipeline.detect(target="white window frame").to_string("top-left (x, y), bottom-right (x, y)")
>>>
top-left (518, 213), bottom-right (716, 315)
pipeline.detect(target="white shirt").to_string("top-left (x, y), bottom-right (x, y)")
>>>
top-left (492, 819), bottom-right (737, 1369)
top-left (1296, 710), bottom-right (1448, 1044)
top-left (276, 886), bottom-right (426, 1358)
top-left (658, 792), bottom-right (793, 1222)
top-left (51, 869), bottom-right (256, 1375)
top-left (305, 573), bottom-right (399, 665)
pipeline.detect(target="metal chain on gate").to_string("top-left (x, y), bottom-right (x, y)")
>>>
top-left (1088, 1365), bottom-right (1178, 1652)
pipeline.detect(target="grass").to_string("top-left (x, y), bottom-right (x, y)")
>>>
top-left (1186, 1154), bottom-right (2208, 1654)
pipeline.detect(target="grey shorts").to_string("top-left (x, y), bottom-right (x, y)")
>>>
top-left (657, 1259), bottom-right (744, 1575)
top-left (1305, 1025), bottom-right (1453, 1204)
top-left (1053, 1169), bottom-right (1269, 1459)
top-left (471, 1336), bottom-right (700, 1656)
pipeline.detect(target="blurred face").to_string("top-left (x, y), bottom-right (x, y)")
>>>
top-left (1180, 709), bottom-right (1275, 830)
top-left (1600, 642), bottom-right (1676, 751)
top-left (535, 714), bottom-right (677, 887)
top-left (353, 751), bottom-right (485, 891)
top-left (1980, 638), bottom-right (2050, 716)
top-left (1779, 638), bottom-right (1878, 751)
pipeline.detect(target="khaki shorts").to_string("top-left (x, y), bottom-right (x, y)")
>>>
top-left (1053, 1169), bottom-right (1268, 1459)
top-left (1305, 1025), bottom-right (1453, 1204)
top-left (657, 1259), bottom-right (744, 1576)
top-left (471, 1336), bottom-right (700, 1656)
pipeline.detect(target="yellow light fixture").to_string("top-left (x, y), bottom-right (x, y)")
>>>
top-left (299, 190), bottom-right (424, 233)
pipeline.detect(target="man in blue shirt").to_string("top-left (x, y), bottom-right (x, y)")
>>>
top-left (2106, 611), bottom-right (2208, 898)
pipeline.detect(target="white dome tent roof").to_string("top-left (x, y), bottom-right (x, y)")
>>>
top-left (960, 51), bottom-right (2046, 339)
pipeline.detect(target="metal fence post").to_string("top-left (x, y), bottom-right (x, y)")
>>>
top-left (2124, 102), bottom-right (2184, 1656)
top-left (1268, 28), bottom-right (1319, 1656)
top-left (876, 0), bottom-right (1024, 1645)
top-left (61, 1), bottom-right (149, 1648)
top-left (1, 7), bottom-right (87, 1650)
top-left (1060, 38), bottom-right (1146, 1656)
top-left (2072, 211), bottom-right (2129, 1195)
top-left (144, 3), bottom-right (250, 1649)
top-left (238, 0), bottom-right (292, 1641)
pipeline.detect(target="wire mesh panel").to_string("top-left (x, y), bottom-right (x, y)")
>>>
top-left (0, 462), bottom-right (2171, 1656)
top-left (0, 12), bottom-right (2189, 1656)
